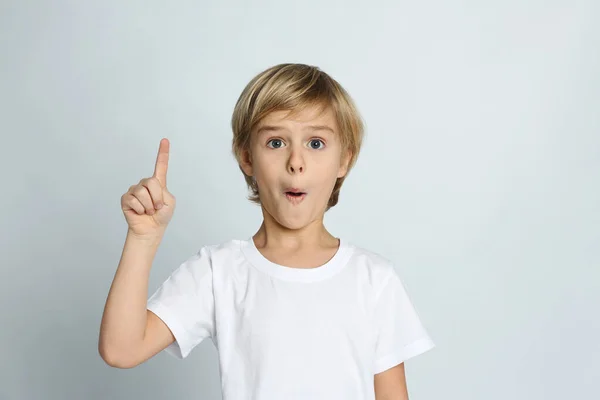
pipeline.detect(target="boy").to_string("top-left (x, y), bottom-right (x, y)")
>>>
top-left (99, 63), bottom-right (435, 399)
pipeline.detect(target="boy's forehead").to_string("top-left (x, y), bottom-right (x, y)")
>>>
top-left (257, 106), bottom-right (337, 132)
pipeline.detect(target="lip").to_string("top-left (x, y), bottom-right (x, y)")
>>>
top-left (284, 192), bottom-right (306, 205)
top-left (284, 187), bottom-right (306, 194)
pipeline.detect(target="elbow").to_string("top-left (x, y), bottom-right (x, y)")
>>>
top-left (98, 342), bottom-right (137, 369)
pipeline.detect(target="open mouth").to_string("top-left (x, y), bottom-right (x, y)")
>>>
top-left (284, 187), bottom-right (306, 196)
top-left (284, 188), bottom-right (307, 204)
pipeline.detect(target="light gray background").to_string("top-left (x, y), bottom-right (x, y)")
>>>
top-left (1, 1), bottom-right (598, 399)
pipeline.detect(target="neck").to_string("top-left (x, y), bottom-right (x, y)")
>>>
top-left (253, 206), bottom-right (337, 251)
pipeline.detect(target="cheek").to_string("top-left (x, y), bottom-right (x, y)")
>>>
top-left (253, 159), bottom-right (280, 187)
top-left (317, 156), bottom-right (343, 176)
top-left (314, 161), bottom-right (342, 189)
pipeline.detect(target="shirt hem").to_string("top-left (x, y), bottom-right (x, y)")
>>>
top-left (147, 300), bottom-right (194, 359)
top-left (373, 336), bottom-right (436, 374)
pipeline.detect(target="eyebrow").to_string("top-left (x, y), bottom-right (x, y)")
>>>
top-left (256, 125), bottom-right (335, 135)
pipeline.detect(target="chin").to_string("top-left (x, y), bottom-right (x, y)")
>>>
top-left (265, 206), bottom-right (314, 231)
top-left (261, 197), bottom-right (324, 230)
top-left (275, 215), bottom-right (312, 231)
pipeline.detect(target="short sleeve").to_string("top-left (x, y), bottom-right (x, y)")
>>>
top-left (146, 246), bottom-right (215, 359)
top-left (373, 268), bottom-right (435, 374)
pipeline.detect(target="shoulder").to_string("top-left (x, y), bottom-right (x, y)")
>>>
top-left (187, 239), bottom-right (249, 274)
top-left (173, 239), bottom-right (242, 270)
top-left (200, 239), bottom-right (243, 255)
top-left (345, 241), bottom-right (399, 295)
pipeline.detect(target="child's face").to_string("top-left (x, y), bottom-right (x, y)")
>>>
top-left (241, 105), bottom-right (351, 230)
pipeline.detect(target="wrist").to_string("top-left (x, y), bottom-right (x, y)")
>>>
top-left (126, 229), bottom-right (164, 246)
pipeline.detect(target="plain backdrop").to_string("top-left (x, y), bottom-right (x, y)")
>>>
top-left (1, 1), bottom-right (598, 399)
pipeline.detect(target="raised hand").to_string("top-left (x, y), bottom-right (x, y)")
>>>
top-left (120, 138), bottom-right (176, 238)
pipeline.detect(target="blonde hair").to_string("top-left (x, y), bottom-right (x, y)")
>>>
top-left (231, 63), bottom-right (364, 211)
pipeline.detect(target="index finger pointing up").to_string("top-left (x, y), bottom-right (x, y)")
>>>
top-left (153, 138), bottom-right (170, 187)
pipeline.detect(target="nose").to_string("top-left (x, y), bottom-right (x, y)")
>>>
top-left (287, 147), bottom-right (304, 174)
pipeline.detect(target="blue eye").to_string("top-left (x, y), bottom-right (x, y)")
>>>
top-left (267, 139), bottom-right (284, 148)
top-left (309, 139), bottom-right (325, 149)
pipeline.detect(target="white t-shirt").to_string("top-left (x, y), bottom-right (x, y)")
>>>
top-left (147, 238), bottom-right (435, 399)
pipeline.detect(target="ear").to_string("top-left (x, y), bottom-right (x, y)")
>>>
top-left (337, 150), bottom-right (352, 178)
top-left (240, 148), bottom-right (254, 177)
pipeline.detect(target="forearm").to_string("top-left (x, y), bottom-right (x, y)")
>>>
top-left (98, 230), bottom-right (163, 361)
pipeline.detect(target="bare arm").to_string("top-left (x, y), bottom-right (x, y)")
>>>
top-left (98, 231), bottom-right (175, 368)
top-left (374, 362), bottom-right (409, 400)
top-left (98, 138), bottom-right (178, 368)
